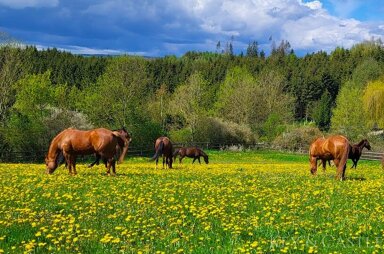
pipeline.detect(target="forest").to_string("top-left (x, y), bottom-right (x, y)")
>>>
top-left (0, 39), bottom-right (384, 161)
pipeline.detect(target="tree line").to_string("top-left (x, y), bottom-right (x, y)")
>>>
top-left (0, 39), bottom-right (384, 161)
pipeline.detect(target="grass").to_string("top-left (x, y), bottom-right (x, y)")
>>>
top-left (0, 150), bottom-right (383, 253)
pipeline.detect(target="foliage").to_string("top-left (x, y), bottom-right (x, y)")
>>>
top-left (273, 125), bottom-right (323, 151)
top-left (1, 40), bottom-right (384, 160)
top-left (312, 91), bottom-right (332, 131)
top-left (363, 79), bottom-right (384, 129)
top-left (77, 56), bottom-right (150, 128)
top-left (169, 72), bottom-right (212, 141)
top-left (194, 117), bottom-right (257, 144)
top-left (331, 81), bottom-right (370, 139)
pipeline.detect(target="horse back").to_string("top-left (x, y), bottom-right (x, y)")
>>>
top-left (322, 135), bottom-right (349, 160)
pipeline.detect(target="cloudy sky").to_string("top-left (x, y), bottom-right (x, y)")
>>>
top-left (1, 0), bottom-right (383, 56)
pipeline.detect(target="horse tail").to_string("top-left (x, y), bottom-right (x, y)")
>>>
top-left (150, 141), bottom-right (164, 161)
top-left (340, 141), bottom-right (350, 170)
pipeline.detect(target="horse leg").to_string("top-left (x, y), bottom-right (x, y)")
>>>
top-left (88, 154), bottom-right (101, 168)
top-left (179, 156), bottom-right (183, 164)
top-left (321, 159), bottom-right (326, 172)
top-left (72, 156), bottom-right (77, 175)
top-left (192, 157), bottom-right (197, 164)
top-left (169, 156), bottom-right (173, 169)
top-left (163, 155), bottom-right (166, 169)
top-left (333, 159), bottom-right (343, 180)
top-left (112, 160), bottom-right (116, 175)
top-left (342, 164), bottom-right (347, 180)
top-left (198, 157), bottom-right (201, 164)
top-left (105, 159), bottom-right (111, 175)
top-left (108, 159), bottom-right (116, 176)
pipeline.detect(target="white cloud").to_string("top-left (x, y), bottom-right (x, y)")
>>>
top-left (0, 0), bottom-right (58, 9)
top-left (168, 0), bottom-right (384, 53)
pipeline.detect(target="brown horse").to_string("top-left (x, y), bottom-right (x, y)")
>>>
top-left (151, 136), bottom-right (173, 169)
top-left (45, 127), bottom-right (131, 175)
top-left (309, 135), bottom-right (350, 180)
top-left (173, 147), bottom-right (209, 164)
top-left (349, 139), bottom-right (371, 169)
top-left (87, 129), bottom-right (131, 168)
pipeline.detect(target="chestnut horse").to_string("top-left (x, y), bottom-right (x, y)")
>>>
top-left (45, 128), bottom-right (131, 175)
top-left (349, 139), bottom-right (371, 169)
top-left (309, 135), bottom-right (350, 180)
top-left (150, 137), bottom-right (173, 169)
top-left (173, 147), bottom-right (209, 164)
top-left (87, 129), bottom-right (131, 168)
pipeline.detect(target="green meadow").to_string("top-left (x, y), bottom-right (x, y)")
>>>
top-left (0, 151), bottom-right (383, 253)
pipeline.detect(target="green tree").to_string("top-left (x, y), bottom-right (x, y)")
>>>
top-left (312, 91), bottom-right (332, 131)
top-left (363, 79), bottom-right (384, 128)
top-left (78, 56), bottom-right (150, 128)
top-left (352, 58), bottom-right (382, 88)
top-left (246, 41), bottom-right (258, 57)
top-left (169, 72), bottom-right (211, 141)
top-left (331, 82), bottom-right (369, 139)
top-left (0, 47), bottom-right (24, 125)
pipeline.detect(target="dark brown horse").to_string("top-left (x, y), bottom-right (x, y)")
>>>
top-left (349, 139), bottom-right (371, 169)
top-left (309, 135), bottom-right (350, 180)
top-left (150, 136), bottom-right (173, 169)
top-left (173, 147), bottom-right (209, 164)
top-left (45, 128), bottom-right (131, 175)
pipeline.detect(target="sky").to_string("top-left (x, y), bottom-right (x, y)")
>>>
top-left (0, 0), bottom-right (384, 56)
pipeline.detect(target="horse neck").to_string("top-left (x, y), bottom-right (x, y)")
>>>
top-left (356, 140), bottom-right (366, 152)
top-left (47, 140), bottom-right (60, 161)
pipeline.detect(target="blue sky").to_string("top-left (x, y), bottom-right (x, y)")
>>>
top-left (1, 0), bottom-right (383, 56)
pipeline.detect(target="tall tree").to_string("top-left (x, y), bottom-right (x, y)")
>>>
top-left (363, 79), bottom-right (384, 129)
top-left (331, 82), bottom-right (369, 139)
top-left (169, 72), bottom-right (211, 141)
top-left (246, 41), bottom-right (258, 57)
top-left (312, 91), bottom-right (332, 131)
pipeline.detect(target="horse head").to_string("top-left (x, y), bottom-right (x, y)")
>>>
top-left (203, 155), bottom-right (209, 164)
top-left (45, 155), bottom-right (58, 174)
top-left (363, 139), bottom-right (371, 150)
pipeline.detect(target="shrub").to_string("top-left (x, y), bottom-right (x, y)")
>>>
top-left (195, 117), bottom-right (257, 145)
top-left (273, 125), bottom-right (323, 152)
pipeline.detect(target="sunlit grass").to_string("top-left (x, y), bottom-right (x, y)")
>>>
top-left (0, 151), bottom-right (383, 253)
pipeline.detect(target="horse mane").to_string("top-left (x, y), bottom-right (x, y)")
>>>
top-left (356, 139), bottom-right (367, 147)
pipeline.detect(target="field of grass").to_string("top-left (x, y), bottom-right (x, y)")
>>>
top-left (0, 150), bottom-right (383, 253)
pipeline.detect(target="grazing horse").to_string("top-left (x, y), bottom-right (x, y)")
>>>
top-left (87, 129), bottom-right (131, 168)
top-left (45, 128), bottom-right (131, 175)
top-left (309, 135), bottom-right (350, 180)
top-left (173, 147), bottom-right (209, 164)
top-left (151, 137), bottom-right (173, 169)
top-left (349, 139), bottom-right (371, 169)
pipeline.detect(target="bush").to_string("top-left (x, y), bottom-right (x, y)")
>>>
top-left (273, 125), bottom-right (323, 152)
top-left (195, 117), bottom-right (257, 145)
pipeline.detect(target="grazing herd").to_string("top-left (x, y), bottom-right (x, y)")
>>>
top-left (45, 128), bottom-right (382, 180)
top-left (45, 129), bottom-right (210, 175)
